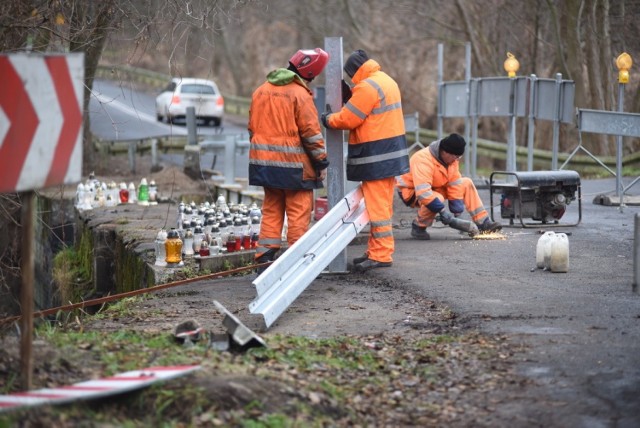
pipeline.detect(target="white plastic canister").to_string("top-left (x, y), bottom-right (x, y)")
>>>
top-left (549, 233), bottom-right (570, 273)
top-left (536, 231), bottom-right (556, 269)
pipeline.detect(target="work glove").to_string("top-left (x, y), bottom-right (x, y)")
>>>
top-left (321, 104), bottom-right (332, 128)
top-left (439, 210), bottom-right (455, 225)
top-left (341, 79), bottom-right (352, 104)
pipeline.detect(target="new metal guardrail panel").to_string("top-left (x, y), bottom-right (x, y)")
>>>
top-left (249, 186), bottom-right (369, 330)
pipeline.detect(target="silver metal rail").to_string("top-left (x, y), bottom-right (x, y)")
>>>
top-left (249, 186), bottom-right (369, 329)
top-left (200, 134), bottom-right (250, 185)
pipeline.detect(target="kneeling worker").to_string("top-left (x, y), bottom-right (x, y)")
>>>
top-left (395, 133), bottom-right (502, 239)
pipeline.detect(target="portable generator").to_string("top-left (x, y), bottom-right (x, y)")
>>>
top-left (489, 170), bottom-right (582, 227)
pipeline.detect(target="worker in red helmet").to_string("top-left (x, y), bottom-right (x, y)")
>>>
top-left (321, 49), bottom-right (410, 272)
top-left (248, 48), bottom-right (330, 273)
top-left (395, 133), bottom-right (502, 240)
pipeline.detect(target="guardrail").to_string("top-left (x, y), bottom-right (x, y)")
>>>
top-left (249, 185), bottom-right (369, 329)
top-left (94, 64), bottom-right (640, 177)
top-left (93, 134), bottom-right (196, 173)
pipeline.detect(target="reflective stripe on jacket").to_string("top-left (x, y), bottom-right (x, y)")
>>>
top-left (395, 140), bottom-right (464, 212)
top-left (248, 68), bottom-right (329, 190)
top-left (327, 59), bottom-right (409, 181)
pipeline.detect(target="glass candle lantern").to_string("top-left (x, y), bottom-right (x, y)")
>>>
top-left (192, 225), bottom-right (205, 254)
top-left (148, 179), bottom-right (158, 205)
top-left (119, 182), bottom-right (129, 204)
top-left (199, 241), bottom-right (210, 257)
top-left (128, 182), bottom-right (137, 204)
top-left (138, 178), bottom-right (149, 206)
top-left (226, 231), bottom-right (236, 253)
top-left (165, 228), bottom-right (183, 265)
top-left (154, 228), bottom-right (168, 267)
top-left (183, 228), bottom-right (195, 258)
top-left (250, 216), bottom-right (261, 249)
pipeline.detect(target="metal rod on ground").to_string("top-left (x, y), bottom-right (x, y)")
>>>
top-left (20, 190), bottom-right (35, 390)
top-left (0, 262), bottom-right (271, 327)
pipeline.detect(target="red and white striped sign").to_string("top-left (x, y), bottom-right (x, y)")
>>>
top-left (0, 53), bottom-right (84, 193)
top-left (0, 365), bottom-right (200, 412)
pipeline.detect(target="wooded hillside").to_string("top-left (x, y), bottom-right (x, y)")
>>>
top-left (2, 0), bottom-right (640, 157)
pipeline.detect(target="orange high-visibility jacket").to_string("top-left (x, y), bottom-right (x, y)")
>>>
top-left (395, 140), bottom-right (465, 213)
top-left (326, 59), bottom-right (409, 181)
top-left (248, 69), bottom-right (329, 190)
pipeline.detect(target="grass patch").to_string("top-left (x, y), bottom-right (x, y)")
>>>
top-left (4, 326), bottom-right (517, 426)
top-left (52, 246), bottom-right (93, 305)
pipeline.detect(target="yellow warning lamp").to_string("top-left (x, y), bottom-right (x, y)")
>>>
top-left (615, 52), bottom-right (632, 84)
top-left (504, 52), bottom-right (520, 78)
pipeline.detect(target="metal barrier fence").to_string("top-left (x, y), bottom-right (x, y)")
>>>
top-left (437, 42), bottom-right (640, 200)
top-left (95, 64), bottom-right (639, 179)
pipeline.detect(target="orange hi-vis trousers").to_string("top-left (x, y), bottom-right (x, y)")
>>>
top-left (416, 177), bottom-right (490, 228)
top-left (361, 177), bottom-right (396, 263)
top-left (254, 187), bottom-right (313, 261)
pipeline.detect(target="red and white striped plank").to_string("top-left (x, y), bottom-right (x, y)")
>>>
top-left (0, 365), bottom-right (200, 412)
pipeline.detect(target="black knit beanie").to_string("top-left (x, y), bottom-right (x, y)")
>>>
top-left (344, 49), bottom-right (369, 78)
top-left (440, 133), bottom-right (466, 156)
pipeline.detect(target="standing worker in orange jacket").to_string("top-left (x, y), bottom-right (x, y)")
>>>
top-left (248, 48), bottom-right (330, 272)
top-left (322, 49), bottom-right (410, 272)
top-left (395, 133), bottom-right (502, 239)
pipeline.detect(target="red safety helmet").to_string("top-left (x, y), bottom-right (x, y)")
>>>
top-left (289, 48), bottom-right (329, 80)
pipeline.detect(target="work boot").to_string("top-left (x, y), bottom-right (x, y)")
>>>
top-left (478, 217), bottom-right (502, 233)
top-left (353, 254), bottom-right (369, 265)
top-left (411, 220), bottom-right (430, 240)
top-left (354, 258), bottom-right (392, 272)
top-left (255, 249), bottom-right (278, 275)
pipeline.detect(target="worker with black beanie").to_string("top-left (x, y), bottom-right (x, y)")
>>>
top-left (395, 133), bottom-right (502, 240)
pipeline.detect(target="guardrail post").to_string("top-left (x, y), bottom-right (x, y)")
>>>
top-left (151, 138), bottom-right (160, 172)
top-left (527, 75), bottom-right (537, 171)
top-left (324, 36), bottom-right (348, 273)
top-left (616, 82), bottom-right (625, 200)
top-left (128, 142), bottom-right (136, 174)
top-left (552, 73), bottom-right (562, 170)
top-left (224, 135), bottom-right (236, 185)
top-left (437, 43), bottom-right (444, 140)
top-left (506, 79), bottom-right (517, 172)
top-left (634, 213), bottom-right (640, 293)
top-left (186, 107), bottom-right (197, 145)
top-left (463, 42), bottom-right (471, 177)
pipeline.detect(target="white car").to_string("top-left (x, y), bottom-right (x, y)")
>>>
top-left (155, 78), bottom-right (224, 126)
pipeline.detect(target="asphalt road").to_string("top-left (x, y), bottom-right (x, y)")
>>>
top-left (89, 79), bottom-right (250, 176)
top-left (344, 177), bottom-right (640, 427)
